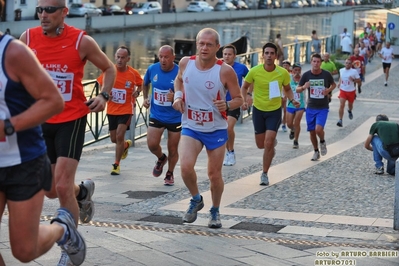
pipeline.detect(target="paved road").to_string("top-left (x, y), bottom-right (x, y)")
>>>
top-left (2, 58), bottom-right (399, 265)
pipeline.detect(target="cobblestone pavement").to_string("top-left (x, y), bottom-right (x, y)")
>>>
top-left (1, 59), bottom-right (399, 265)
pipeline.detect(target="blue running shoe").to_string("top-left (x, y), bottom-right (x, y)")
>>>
top-left (208, 209), bottom-right (222, 228)
top-left (183, 196), bottom-right (204, 223)
top-left (51, 208), bottom-right (86, 266)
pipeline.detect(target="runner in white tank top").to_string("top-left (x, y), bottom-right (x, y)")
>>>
top-left (173, 28), bottom-right (243, 229)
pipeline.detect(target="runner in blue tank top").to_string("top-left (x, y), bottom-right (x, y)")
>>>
top-left (143, 45), bottom-right (181, 186)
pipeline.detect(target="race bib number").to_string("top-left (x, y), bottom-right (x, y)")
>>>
top-left (187, 105), bottom-right (214, 129)
top-left (47, 70), bottom-right (74, 102)
top-left (111, 88), bottom-right (127, 104)
top-left (309, 79), bottom-right (325, 99)
top-left (269, 81), bottom-right (281, 99)
top-left (310, 87), bottom-right (325, 99)
top-left (294, 92), bottom-right (301, 101)
top-left (153, 88), bottom-right (171, 107)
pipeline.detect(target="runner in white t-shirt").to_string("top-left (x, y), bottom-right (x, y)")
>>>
top-left (337, 59), bottom-right (360, 127)
top-left (378, 42), bottom-right (394, 86)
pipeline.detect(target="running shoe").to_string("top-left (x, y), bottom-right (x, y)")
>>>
top-left (375, 166), bottom-right (384, 175)
top-left (153, 154), bottom-right (168, 177)
top-left (337, 120), bottom-right (343, 127)
top-left (320, 141), bottom-right (327, 156)
top-left (111, 164), bottom-right (120, 175)
top-left (57, 251), bottom-right (74, 266)
top-left (228, 151), bottom-right (236, 166)
top-left (78, 179), bottom-right (95, 223)
top-left (51, 208), bottom-right (86, 266)
top-left (348, 110), bottom-right (353, 120)
top-left (281, 124), bottom-right (287, 132)
top-left (183, 196), bottom-right (204, 223)
top-left (293, 140), bottom-right (299, 149)
top-left (223, 152), bottom-right (229, 166)
top-left (384, 82), bottom-right (387, 86)
top-left (121, 139), bottom-right (132, 160)
top-left (208, 209), bottom-right (222, 229)
top-left (164, 172), bottom-right (174, 186)
top-left (311, 151), bottom-right (320, 161)
top-left (289, 130), bottom-right (295, 140)
top-left (224, 151), bottom-right (235, 166)
top-left (259, 172), bottom-right (269, 186)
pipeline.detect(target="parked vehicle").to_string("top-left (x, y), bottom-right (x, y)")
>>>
top-left (124, 2), bottom-right (136, 14)
top-left (258, 0), bottom-right (273, 9)
top-left (187, 1), bottom-right (214, 12)
top-left (306, 0), bottom-right (317, 6)
top-left (327, 0), bottom-right (340, 6)
top-left (317, 0), bottom-right (329, 6)
top-left (272, 0), bottom-right (281, 8)
top-left (131, 2), bottom-right (162, 15)
top-left (98, 5), bottom-right (127, 15)
top-left (231, 0), bottom-right (249, 9)
top-left (302, 0), bottom-right (310, 7)
top-left (291, 0), bottom-right (304, 7)
top-left (346, 0), bottom-right (355, 5)
top-left (68, 3), bottom-right (102, 17)
top-left (214, 2), bottom-right (237, 11)
top-left (336, 0), bottom-right (344, 5)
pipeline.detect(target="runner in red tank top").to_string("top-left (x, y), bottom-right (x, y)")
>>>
top-left (19, 1), bottom-right (116, 265)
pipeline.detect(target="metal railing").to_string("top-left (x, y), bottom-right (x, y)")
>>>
top-left (83, 34), bottom-right (340, 146)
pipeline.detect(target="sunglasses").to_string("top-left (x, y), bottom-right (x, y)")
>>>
top-left (36, 6), bottom-right (65, 14)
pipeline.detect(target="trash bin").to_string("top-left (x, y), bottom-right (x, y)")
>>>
top-left (14, 9), bottom-right (22, 21)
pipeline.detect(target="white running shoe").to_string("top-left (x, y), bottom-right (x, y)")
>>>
top-left (223, 153), bottom-right (229, 166)
top-left (320, 141), bottom-right (327, 156)
top-left (227, 152), bottom-right (236, 166)
top-left (311, 151), bottom-right (320, 161)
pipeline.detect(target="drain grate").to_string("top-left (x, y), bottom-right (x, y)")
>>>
top-left (231, 222), bottom-right (285, 233)
top-left (122, 190), bottom-right (168, 199)
top-left (139, 215), bottom-right (183, 225)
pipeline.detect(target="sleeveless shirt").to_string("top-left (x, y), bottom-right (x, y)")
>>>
top-left (181, 56), bottom-right (227, 132)
top-left (26, 24), bottom-right (88, 123)
top-left (0, 35), bottom-right (47, 167)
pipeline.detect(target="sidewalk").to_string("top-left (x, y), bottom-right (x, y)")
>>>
top-left (1, 58), bottom-right (399, 266)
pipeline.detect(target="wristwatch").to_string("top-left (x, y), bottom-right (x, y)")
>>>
top-left (99, 91), bottom-right (109, 101)
top-left (225, 101), bottom-right (230, 112)
top-left (4, 119), bottom-right (15, 136)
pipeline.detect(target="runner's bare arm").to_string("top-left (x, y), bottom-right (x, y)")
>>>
top-left (172, 57), bottom-right (188, 114)
top-left (80, 35), bottom-right (116, 112)
top-left (218, 64), bottom-right (243, 112)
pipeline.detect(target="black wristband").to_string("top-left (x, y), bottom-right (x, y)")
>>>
top-left (247, 92), bottom-right (252, 96)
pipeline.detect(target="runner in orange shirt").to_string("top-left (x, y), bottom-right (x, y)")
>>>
top-left (97, 46), bottom-right (143, 175)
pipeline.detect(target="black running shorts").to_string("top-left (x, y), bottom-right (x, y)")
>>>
top-left (42, 116), bottom-right (87, 164)
top-left (0, 153), bottom-right (52, 201)
top-left (149, 118), bottom-right (182, 132)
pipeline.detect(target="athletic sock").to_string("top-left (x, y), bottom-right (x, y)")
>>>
top-left (192, 194), bottom-right (201, 202)
top-left (210, 206), bottom-right (219, 213)
top-left (54, 221), bottom-right (69, 245)
top-left (77, 183), bottom-right (88, 201)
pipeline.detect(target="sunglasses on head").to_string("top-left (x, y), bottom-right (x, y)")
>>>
top-left (36, 6), bottom-right (65, 14)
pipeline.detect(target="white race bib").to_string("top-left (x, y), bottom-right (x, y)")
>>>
top-left (153, 87), bottom-right (171, 107)
top-left (187, 104), bottom-right (214, 129)
top-left (47, 70), bottom-right (74, 102)
top-left (111, 88), bottom-right (127, 104)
